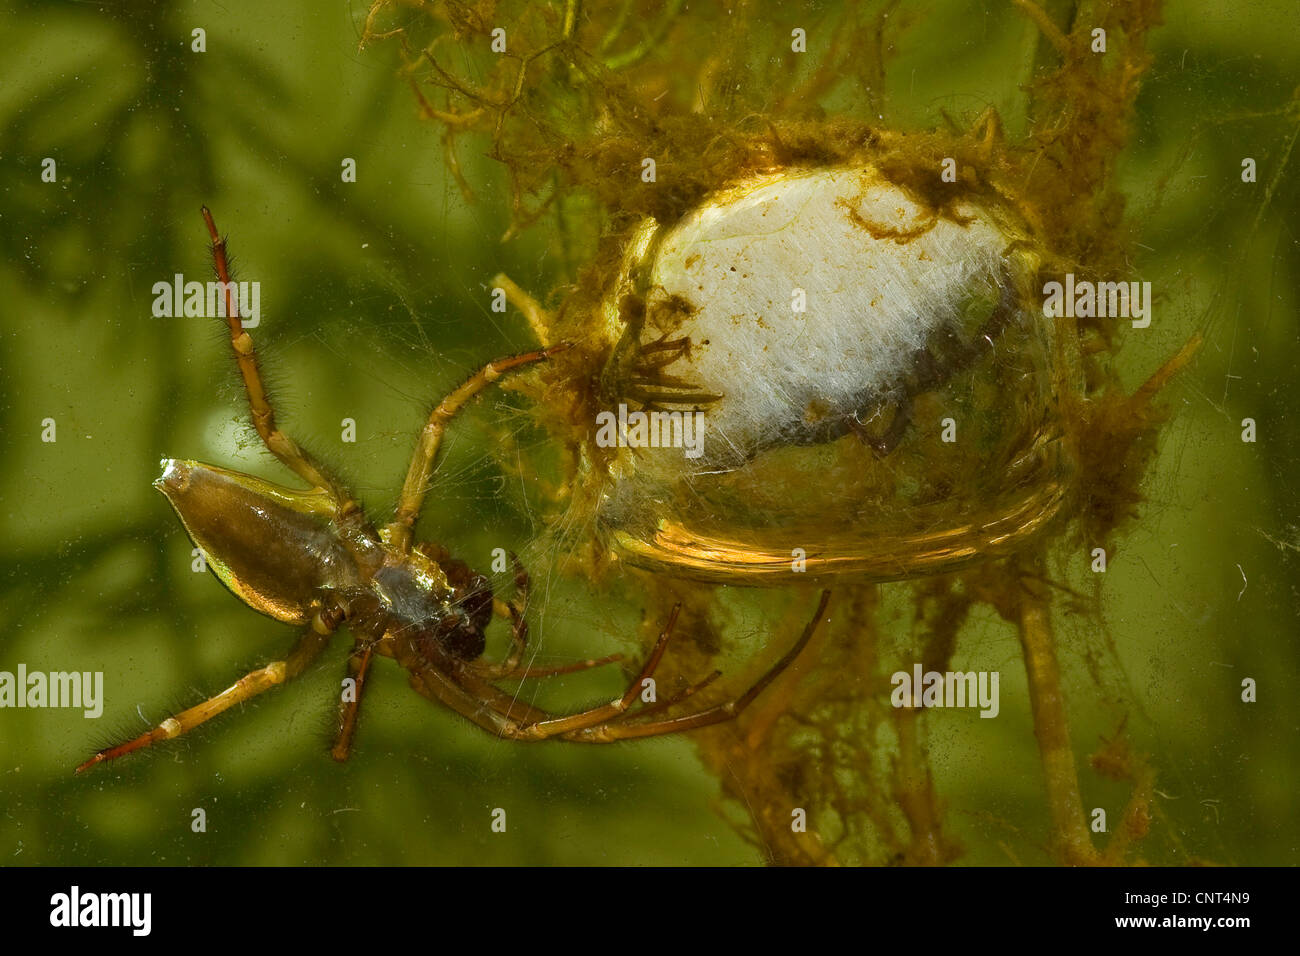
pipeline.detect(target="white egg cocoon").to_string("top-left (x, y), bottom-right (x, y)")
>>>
top-left (624, 166), bottom-right (1024, 470)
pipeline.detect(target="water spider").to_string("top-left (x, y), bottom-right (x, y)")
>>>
top-left (74, 208), bottom-right (831, 773)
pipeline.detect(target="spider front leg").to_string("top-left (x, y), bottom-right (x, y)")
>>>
top-left (497, 550), bottom-right (530, 673)
top-left (506, 603), bottom-right (683, 739)
top-left (471, 553), bottom-right (624, 681)
top-left (385, 343), bottom-right (571, 554)
top-left (200, 207), bottom-right (357, 511)
top-left (557, 589), bottom-right (832, 742)
top-left (402, 604), bottom-right (680, 737)
top-left (406, 591), bottom-right (831, 744)
top-left (75, 627), bottom-right (332, 773)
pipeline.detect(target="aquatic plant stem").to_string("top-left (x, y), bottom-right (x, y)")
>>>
top-left (1016, 563), bottom-right (1099, 865)
top-left (894, 708), bottom-right (953, 864)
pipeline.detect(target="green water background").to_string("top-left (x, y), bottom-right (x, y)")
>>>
top-left (0, 0), bottom-right (1296, 865)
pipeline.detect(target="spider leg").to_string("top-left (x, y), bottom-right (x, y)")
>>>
top-left (385, 344), bottom-right (571, 554)
top-left (488, 654), bottom-right (626, 680)
top-left (330, 640), bottom-right (376, 762)
top-left (404, 653), bottom-right (552, 734)
top-left (472, 556), bottom-right (626, 680)
top-left (404, 592), bottom-right (828, 744)
top-left (505, 604), bottom-right (681, 739)
top-left (637, 334), bottom-right (693, 356)
top-left (473, 596), bottom-right (529, 675)
top-left (200, 207), bottom-right (356, 509)
top-left (621, 668), bottom-right (723, 721)
top-left (472, 551), bottom-right (532, 678)
top-left (470, 591), bottom-right (828, 741)
top-left (560, 589), bottom-right (831, 742)
top-left (502, 551), bottom-right (529, 670)
top-left (74, 627), bottom-right (331, 773)
top-left (623, 386), bottom-right (723, 407)
top-left (469, 647), bottom-right (626, 681)
top-left (399, 606), bottom-right (680, 739)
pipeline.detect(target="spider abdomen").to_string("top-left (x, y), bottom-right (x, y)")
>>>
top-left (154, 458), bottom-right (364, 625)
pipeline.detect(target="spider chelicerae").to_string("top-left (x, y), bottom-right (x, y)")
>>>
top-left (75, 207), bottom-right (830, 772)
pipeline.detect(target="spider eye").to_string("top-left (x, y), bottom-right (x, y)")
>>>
top-left (589, 164), bottom-right (1070, 583)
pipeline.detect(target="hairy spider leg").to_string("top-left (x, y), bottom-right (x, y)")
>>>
top-left (469, 597), bottom-right (623, 681)
top-left (624, 668), bottom-right (724, 721)
top-left (465, 551), bottom-right (624, 681)
top-left (562, 589), bottom-right (831, 742)
top-left (497, 654), bottom-right (627, 680)
top-left (404, 590), bottom-right (830, 743)
top-left (200, 207), bottom-right (361, 515)
top-left (500, 550), bottom-right (530, 669)
top-left (403, 603), bottom-right (680, 736)
top-left (331, 641), bottom-right (377, 762)
top-left (481, 596), bottom-right (624, 676)
top-left (75, 628), bottom-right (333, 773)
top-left (385, 342), bottom-right (571, 554)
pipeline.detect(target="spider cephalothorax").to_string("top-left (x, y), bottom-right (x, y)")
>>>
top-left (365, 548), bottom-right (496, 663)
